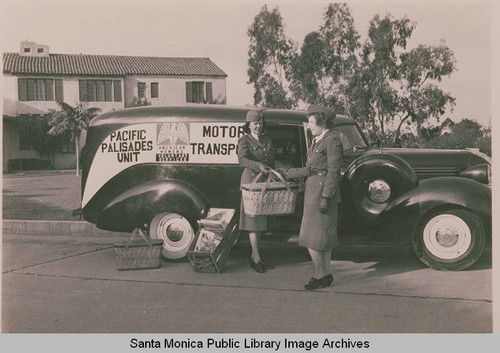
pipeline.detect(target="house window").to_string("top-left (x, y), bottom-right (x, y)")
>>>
top-left (36, 79), bottom-right (46, 101)
top-left (61, 131), bottom-right (75, 154)
top-left (138, 82), bottom-right (146, 98)
top-left (105, 81), bottom-right (113, 101)
top-left (151, 82), bottom-right (159, 98)
top-left (55, 80), bottom-right (63, 101)
top-left (37, 48), bottom-right (44, 53)
top-left (113, 80), bottom-right (122, 102)
top-left (18, 78), bottom-right (60, 101)
top-left (24, 48), bottom-right (31, 53)
top-left (96, 81), bottom-right (105, 101)
top-left (79, 80), bottom-right (117, 102)
top-left (186, 82), bottom-right (205, 103)
top-left (206, 82), bottom-right (213, 103)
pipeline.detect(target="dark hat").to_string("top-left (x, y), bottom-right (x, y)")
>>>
top-left (246, 110), bottom-right (263, 123)
top-left (307, 104), bottom-right (335, 118)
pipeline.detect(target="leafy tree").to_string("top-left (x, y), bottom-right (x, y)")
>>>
top-left (350, 14), bottom-right (456, 146)
top-left (247, 7), bottom-right (462, 148)
top-left (17, 114), bottom-right (63, 162)
top-left (46, 101), bottom-right (101, 176)
top-left (247, 5), bottom-right (297, 108)
top-left (421, 118), bottom-right (491, 156)
top-left (350, 14), bottom-right (416, 144)
top-left (290, 3), bottom-right (360, 114)
top-left (395, 41), bottom-right (456, 144)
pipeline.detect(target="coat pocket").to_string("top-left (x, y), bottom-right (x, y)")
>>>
top-left (304, 176), bottom-right (325, 206)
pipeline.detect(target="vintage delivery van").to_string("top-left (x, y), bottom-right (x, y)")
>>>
top-left (81, 105), bottom-right (491, 270)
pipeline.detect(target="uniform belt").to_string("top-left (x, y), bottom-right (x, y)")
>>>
top-left (310, 169), bottom-right (328, 176)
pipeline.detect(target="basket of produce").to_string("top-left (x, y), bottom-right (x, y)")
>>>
top-left (241, 169), bottom-right (298, 216)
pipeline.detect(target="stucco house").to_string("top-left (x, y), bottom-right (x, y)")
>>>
top-left (2, 41), bottom-right (227, 171)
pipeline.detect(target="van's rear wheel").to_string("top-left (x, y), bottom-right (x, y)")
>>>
top-left (149, 213), bottom-right (194, 259)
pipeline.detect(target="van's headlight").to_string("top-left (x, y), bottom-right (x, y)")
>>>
top-left (459, 164), bottom-right (491, 185)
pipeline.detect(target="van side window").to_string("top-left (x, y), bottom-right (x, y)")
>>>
top-left (337, 131), bottom-right (351, 151)
top-left (266, 125), bottom-right (302, 168)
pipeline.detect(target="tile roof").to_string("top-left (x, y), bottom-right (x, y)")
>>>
top-left (3, 53), bottom-right (227, 77)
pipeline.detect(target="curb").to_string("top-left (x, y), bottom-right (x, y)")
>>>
top-left (2, 220), bottom-right (131, 237)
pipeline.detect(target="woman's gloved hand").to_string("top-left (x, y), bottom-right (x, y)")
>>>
top-left (275, 168), bottom-right (287, 178)
top-left (319, 197), bottom-right (329, 214)
top-left (258, 163), bottom-right (269, 174)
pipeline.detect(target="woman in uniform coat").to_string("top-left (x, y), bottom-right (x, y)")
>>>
top-left (281, 105), bottom-right (343, 289)
top-left (238, 110), bottom-right (276, 273)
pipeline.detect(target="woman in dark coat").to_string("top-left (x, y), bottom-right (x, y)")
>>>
top-left (282, 105), bottom-right (343, 289)
top-left (238, 110), bottom-right (276, 273)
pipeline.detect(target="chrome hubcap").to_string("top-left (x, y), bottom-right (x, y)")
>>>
top-left (368, 179), bottom-right (391, 203)
top-left (151, 214), bottom-right (194, 259)
top-left (423, 214), bottom-right (471, 260)
top-left (165, 224), bottom-right (184, 242)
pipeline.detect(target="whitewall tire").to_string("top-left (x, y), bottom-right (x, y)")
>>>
top-left (412, 209), bottom-right (486, 271)
top-left (149, 213), bottom-right (194, 260)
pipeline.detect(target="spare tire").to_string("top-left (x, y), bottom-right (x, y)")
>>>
top-left (341, 152), bottom-right (417, 224)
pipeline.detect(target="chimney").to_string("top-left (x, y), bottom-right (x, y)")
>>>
top-left (20, 41), bottom-right (49, 57)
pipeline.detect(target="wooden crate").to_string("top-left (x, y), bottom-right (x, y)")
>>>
top-left (187, 208), bottom-right (239, 273)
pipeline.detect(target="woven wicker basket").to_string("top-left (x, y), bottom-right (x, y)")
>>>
top-left (114, 228), bottom-right (163, 270)
top-left (241, 169), bottom-right (298, 216)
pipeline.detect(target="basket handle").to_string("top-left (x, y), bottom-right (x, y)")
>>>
top-left (252, 168), bottom-right (291, 195)
top-left (125, 228), bottom-right (153, 249)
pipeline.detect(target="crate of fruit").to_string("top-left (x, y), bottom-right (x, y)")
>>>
top-left (187, 208), bottom-right (239, 273)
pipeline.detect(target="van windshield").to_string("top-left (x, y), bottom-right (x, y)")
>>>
top-left (304, 123), bottom-right (367, 152)
top-left (335, 124), bottom-right (367, 152)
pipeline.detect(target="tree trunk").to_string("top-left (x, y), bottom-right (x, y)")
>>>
top-left (392, 114), bottom-right (411, 146)
top-left (75, 135), bottom-right (80, 176)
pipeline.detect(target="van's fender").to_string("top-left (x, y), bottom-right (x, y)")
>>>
top-left (371, 177), bottom-right (492, 243)
top-left (95, 179), bottom-right (210, 232)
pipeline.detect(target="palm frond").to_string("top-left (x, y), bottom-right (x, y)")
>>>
top-left (46, 101), bottom-right (101, 136)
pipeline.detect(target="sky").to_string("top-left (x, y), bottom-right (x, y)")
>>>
top-left (0, 0), bottom-right (493, 127)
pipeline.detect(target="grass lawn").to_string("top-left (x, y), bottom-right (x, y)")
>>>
top-left (2, 171), bottom-right (82, 221)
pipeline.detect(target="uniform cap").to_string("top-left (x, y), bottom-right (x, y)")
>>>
top-left (246, 110), bottom-right (264, 123)
top-left (307, 104), bottom-right (335, 118)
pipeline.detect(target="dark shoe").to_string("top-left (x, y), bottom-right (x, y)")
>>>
top-left (260, 258), bottom-right (274, 269)
top-left (321, 274), bottom-right (334, 286)
top-left (249, 259), bottom-right (266, 273)
top-left (304, 277), bottom-right (327, 290)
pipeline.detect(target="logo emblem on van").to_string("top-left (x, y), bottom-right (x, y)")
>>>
top-left (157, 123), bottom-right (190, 146)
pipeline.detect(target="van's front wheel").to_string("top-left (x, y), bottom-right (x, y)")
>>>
top-left (149, 213), bottom-right (195, 259)
top-left (412, 209), bottom-right (486, 271)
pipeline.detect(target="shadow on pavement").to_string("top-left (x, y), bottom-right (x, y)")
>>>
top-left (233, 234), bottom-right (492, 279)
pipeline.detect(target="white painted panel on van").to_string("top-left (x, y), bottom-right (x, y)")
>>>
top-left (82, 123), bottom-right (157, 207)
top-left (82, 122), bottom-right (244, 207)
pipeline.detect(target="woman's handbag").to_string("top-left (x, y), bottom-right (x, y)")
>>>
top-left (241, 168), bottom-right (299, 216)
